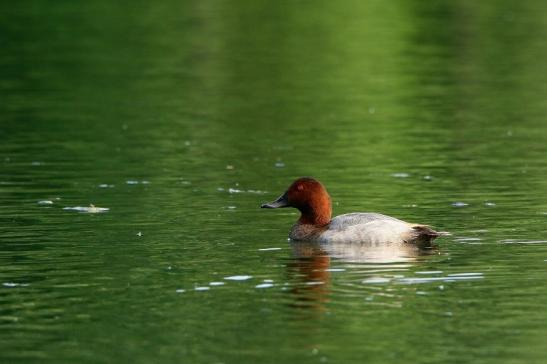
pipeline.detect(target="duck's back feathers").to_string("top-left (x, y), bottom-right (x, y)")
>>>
top-left (310, 213), bottom-right (440, 247)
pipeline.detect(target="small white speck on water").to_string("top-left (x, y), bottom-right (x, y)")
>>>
top-left (368, 107), bottom-right (376, 114)
top-left (423, 175), bottom-right (433, 180)
top-left (246, 189), bottom-right (267, 194)
top-left (439, 285), bottom-right (444, 290)
top-left (226, 206), bottom-right (237, 210)
top-left (255, 283), bottom-right (274, 289)
top-left (224, 275), bottom-right (252, 281)
top-left (175, 289), bottom-right (185, 293)
top-left (209, 282), bottom-right (225, 286)
top-left (226, 165), bottom-right (234, 170)
top-left (391, 173), bottom-right (409, 178)
top-left (184, 140), bottom-right (191, 146)
top-left (325, 268), bottom-right (346, 272)
top-left (263, 279), bottom-right (274, 283)
top-left (274, 162), bottom-right (285, 168)
top-left (305, 281), bottom-right (324, 286)
top-left (63, 205), bottom-right (109, 213)
top-left (31, 161), bottom-right (43, 166)
top-left (258, 247), bottom-right (282, 251)
top-left (98, 184), bottom-right (115, 188)
top-left (126, 180), bottom-right (150, 185)
top-left (38, 200), bottom-right (54, 205)
top-left (447, 272), bottom-right (483, 277)
top-left (194, 286), bottom-right (210, 291)
top-left (452, 202), bottom-right (468, 207)
top-left (137, 232), bottom-right (142, 237)
top-left (362, 277), bottom-right (391, 284)
top-left (3, 282), bottom-right (29, 287)
top-left (484, 202), bottom-right (496, 207)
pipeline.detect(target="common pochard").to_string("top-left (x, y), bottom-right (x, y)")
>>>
top-left (261, 177), bottom-right (443, 246)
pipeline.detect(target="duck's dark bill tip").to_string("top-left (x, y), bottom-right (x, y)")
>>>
top-left (261, 193), bottom-right (289, 209)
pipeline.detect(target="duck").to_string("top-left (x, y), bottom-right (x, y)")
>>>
top-left (261, 177), bottom-right (444, 246)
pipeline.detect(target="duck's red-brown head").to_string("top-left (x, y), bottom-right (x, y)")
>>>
top-left (261, 177), bottom-right (332, 226)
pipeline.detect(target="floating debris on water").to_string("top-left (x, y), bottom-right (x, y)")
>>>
top-left (255, 283), bottom-right (274, 289)
top-left (37, 200), bottom-right (54, 205)
top-left (451, 202), bottom-right (468, 207)
top-left (258, 247), bottom-right (282, 251)
top-left (391, 173), bottom-right (410, 178)
top-left (222, 187), bottom-right (267, 194)
top-left (209, 282), bottom-right (225, 286)
top-left (126, 180), bottom-right (150, 185)
top-left (484, 202), bottom-right (496, 207)
top-left (398, 274), bottom-right (483, 284)
top-left (224, 275), bottom-right (252, 281)
top-left (3, 282), bottom-right (29, 287)
top-left (137, 232), bottom-right (142, 237)
top-left (63, 204), bottom-right (109, 213)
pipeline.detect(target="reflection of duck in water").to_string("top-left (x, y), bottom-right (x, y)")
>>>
top-left (262, 177), bottom-right (446, 248)
top-left (286, 245), bottom-right (331, 311)
top-left (285, 241), bottom-right (437, 315)
top-left (291, 240), bottom-right (437, 264)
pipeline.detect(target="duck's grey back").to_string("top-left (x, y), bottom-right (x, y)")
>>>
top-left (329, 213), bottom-right (406, 230)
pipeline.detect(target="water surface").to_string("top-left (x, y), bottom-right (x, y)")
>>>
top-left (1, 1), bottom-right (547, 363)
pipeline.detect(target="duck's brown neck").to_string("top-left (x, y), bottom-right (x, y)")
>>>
top-left (297, 197), bottom-right (332, 226)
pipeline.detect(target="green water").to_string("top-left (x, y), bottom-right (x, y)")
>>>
top-left (2, 1), bottom-right (547, 363)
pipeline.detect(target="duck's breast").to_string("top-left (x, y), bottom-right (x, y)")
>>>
top-left (319, 213), bottom-right (414, 244)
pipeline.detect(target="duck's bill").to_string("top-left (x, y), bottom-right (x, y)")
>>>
top-left (261, 192), bottom-right (289, 208)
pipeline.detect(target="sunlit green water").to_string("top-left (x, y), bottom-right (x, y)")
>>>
top-left (2, 1), bottom-right (547, 363)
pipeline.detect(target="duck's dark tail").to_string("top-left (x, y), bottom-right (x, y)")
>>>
top-left (410, 225), bottom-right (450, 247)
